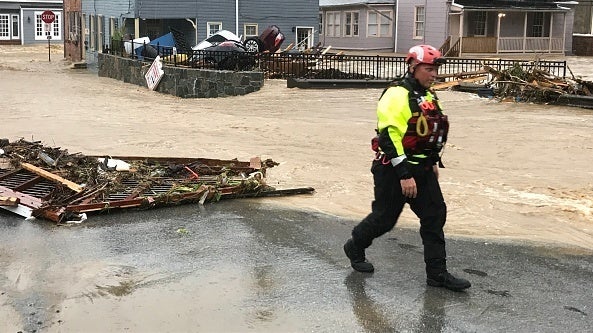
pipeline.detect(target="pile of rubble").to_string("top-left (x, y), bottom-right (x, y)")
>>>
top-left (0, 139), bottom-right (313, 223)
top-left (484, 63), bottom-right (593, 104)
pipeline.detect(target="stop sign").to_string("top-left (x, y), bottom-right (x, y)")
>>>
top-left (41, 10), bottom-right (55, 24)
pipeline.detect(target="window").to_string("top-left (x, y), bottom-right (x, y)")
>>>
top-left (532, 12), bottom-right (544, 37)
top-left (35, 11), bottom-right (62, 41)
top-left (472, 11), bottom-right (487, 36)
top-left (11, 15), bottom-right (19, 39)
top-left (207, 22), bottom-right (221, 37)
top-left (326, 12), bottom-right (340, 37)
top-left (413, 6), bottom-right (425, 39)
top-left (244, 24), bottom-right (258, 37)
top-left (344, 11), bottom-right (359, 37)
top-left (368, 10), bottom-right (392, 37)
top-left (319, 13), bottom-right (323, 34)
top-left (0, 14), bottom-right (9, 39)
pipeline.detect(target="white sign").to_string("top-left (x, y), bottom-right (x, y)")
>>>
top-left (145, 56), bottom-right (164, 91)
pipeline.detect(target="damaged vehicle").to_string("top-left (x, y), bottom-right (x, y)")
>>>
top-left (244, 25), bottom-right (285, 53)
top-left (191, 41), bottom-right (255, 71)
top-left (190, 30), bottom-right (255, 70)
top-left (193, 30), bottom-right (244, 50)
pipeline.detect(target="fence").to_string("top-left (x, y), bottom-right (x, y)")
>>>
top-left (106, 39), bottom-right (567, 81)
top-left (259, 53), bottom-right (566, 80)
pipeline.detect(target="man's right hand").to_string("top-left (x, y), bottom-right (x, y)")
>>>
top-left (400, 178), bottom-right (417, 198)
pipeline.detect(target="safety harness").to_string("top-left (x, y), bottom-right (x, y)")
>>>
top-left (373, 79), bottom-right (449, 167)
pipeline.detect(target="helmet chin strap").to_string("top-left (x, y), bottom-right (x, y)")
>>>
top-left (408, 62), bottom-right (418, 76)
top-left (408, 59), bottom-right (421, 75)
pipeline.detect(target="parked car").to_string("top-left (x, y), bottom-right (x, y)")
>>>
top-left (244, 25), bottom-right (285, 53)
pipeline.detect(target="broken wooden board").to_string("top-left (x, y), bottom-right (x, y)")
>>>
top-left (0, 196), bottom-right (19, 206)
top-left (432, 75), bottom-right (489, 91)
top-left (20, 162), bottom-right (84, 192)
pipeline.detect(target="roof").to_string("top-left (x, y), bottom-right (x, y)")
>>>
top-left (452, 0), bottom-right (572, 11)
top-left (319, 0), bottom-right (395, 8)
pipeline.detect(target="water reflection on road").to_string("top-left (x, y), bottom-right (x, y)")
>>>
top-left (1, 200), bottom-right (592, 332)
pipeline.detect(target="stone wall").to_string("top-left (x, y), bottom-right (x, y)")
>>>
top-left (98, 53), bottom-right (264, 98)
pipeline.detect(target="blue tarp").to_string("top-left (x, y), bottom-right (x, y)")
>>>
top-left (136, 32), bottom-right (176, 59)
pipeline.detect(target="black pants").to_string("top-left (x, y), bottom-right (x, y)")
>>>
top-left (351, 159), bottom-right (448, 277)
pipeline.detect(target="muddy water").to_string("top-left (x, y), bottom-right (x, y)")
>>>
top-left (1, 45), bottom-right (593, 251)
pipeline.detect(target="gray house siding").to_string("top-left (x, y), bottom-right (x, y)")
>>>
top-left (396, 0), bottom-right (448, 54)
top-left (239, 0), bottom-right (318, 48)
top-left (321, 4), bottom-right (395, 51)
top-left (22, 8), bottom-right (64, 44)
top-left (0, 1), bottom-right (62, 45)
top-left (81, 0), bottom-right (318, 52)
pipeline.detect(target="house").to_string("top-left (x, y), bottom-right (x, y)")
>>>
top-left (0, 0), bottom-right (63, 45)
top-left (318, 0), bottom-right (397, 52)
top-left (319, 0), bottom-right (577, 56)
top-left (446, 0), bottom-right (577, 56)
top-left (77, 0), bottom-right (319, 57)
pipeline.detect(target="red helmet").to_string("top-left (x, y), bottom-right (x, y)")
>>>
top-left (405, 45), bottom-right (446, 66)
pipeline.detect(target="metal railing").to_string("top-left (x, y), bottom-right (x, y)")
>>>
top-left (105, 39), bottom-right (567, 80)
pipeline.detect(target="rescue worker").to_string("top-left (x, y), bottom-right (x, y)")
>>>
top-left (343, 45), bottom-right (471, 292)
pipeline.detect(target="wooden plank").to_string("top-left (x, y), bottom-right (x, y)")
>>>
top-left (0, 196), bottom-right (20, 206)
top-left (20, 162), bottom-right (84, 193)
top-left (437, 70), bottom-right (488, 80)
top-left (433, 75), bottom-right (488, 91)
top-left (283, 43), bottom-right (294, 52)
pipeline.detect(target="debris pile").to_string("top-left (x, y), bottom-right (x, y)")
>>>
top-left (0, 139), bottom-right (314, 223)
top-left (484, 63), bottom-right (593, 104)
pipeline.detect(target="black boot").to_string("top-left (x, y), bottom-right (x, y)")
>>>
top-left (344, 239), bottom-right (374, 273)
top-left (427, 272), bottom-right (471, 291)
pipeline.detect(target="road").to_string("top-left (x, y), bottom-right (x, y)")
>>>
top-left (1, 202), bottom-right (592, 332)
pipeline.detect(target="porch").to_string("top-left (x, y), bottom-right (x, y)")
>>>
top-left (443, 0), bottom-right (572, 57)
top-left (441, 36), bottom-right (565, 56)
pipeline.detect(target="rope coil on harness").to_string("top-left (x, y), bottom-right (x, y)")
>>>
top-left (416, 114), bottom-right (429, 137)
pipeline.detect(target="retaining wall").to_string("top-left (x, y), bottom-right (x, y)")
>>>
top-left (98, 53), bottom-right (264, 98)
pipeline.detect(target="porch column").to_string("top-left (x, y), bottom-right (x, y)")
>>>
top-left (459, 12), bottom-right (464, 56)
top-left (523, 13), bottom-right (527, 53)
top-left (496, 13), bottom-right (505, 54)
top-left (548, 12), bottom-right (553, 53)
top-left (134, 18), bottom-right (140, 39)
top-left (81, 14), bottom-right (86, 59)
top-left (562, 12), bottom-right (567, 55)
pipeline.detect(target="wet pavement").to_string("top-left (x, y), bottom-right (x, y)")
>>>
top-left (1, 201), bottom-right (592, 332)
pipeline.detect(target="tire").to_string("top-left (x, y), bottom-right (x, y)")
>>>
top-left (244, 37), bottom-right (263, 53)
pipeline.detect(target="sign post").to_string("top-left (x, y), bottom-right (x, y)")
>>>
top-left (41, 10), bottom-right (55, 62)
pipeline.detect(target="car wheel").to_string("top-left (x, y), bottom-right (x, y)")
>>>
top-left (244, 38), bottom-right (263, 53)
